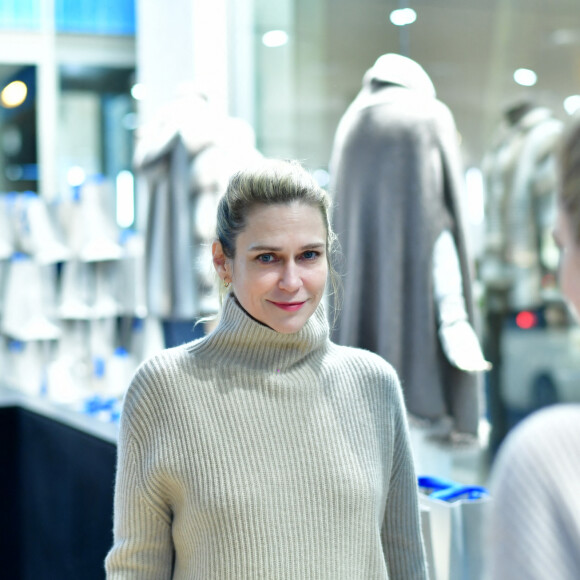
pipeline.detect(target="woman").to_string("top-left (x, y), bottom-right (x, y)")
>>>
top-left (105, 159), bottom-right (428, 579)
top-left (488, 119), bottom-right (580, 579)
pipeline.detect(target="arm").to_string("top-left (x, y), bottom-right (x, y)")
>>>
top-left (433, 229), bottom-right (490, 372)
top-left (105, 380), bottom-right (174, 579)
top-left (381, 377), bottom-right (429, 580)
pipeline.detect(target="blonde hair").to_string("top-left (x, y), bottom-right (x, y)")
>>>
top-left (215, 158), bottom-right (341, 306)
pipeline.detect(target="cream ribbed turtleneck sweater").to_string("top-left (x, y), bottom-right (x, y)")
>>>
top-left (105, 295), bottom-right (427, 579)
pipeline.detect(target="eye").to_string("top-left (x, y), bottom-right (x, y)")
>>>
top-left (257, 253), bottom-right (276, 263)
top-left (301, 250), bottom-right (321, 261)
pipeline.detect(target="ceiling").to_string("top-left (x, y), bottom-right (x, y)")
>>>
top-left (1, 1), bottom-right (579, 176)
top-left (322, 0), bottom-right (580, 167)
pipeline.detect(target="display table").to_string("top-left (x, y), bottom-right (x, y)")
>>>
top-left (0, 388), bottom-right (118, 580)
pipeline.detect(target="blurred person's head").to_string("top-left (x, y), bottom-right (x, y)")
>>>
top-left (555, 119), bottom-right (580, 316)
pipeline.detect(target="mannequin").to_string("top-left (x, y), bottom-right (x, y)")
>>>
top-left (133, 87), bottom-right (261, 332)
top-left (480, 100), bottom-right (563, 450)
top-left (329, 53), bottom-right (488, 442)
top-left (481, 100), bottom-right (563, 311)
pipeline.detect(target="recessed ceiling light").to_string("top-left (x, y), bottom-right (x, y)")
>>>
top-left (513, 68), bottom-right (537, 87)
top-left (564, 95), bottom-right (580, 116)
top-left (389, 8), bottom-right (417, 27)
top-left (262, 30), bottom-right (289, 48)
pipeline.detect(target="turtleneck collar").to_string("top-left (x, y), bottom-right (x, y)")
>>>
top-left (187, 293), bottom-right (330, 371)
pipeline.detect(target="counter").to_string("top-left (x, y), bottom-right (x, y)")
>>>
top-left (0, 387), bottom-right (118, 579)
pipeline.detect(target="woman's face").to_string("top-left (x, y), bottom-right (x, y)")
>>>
top-left (216, 201), bottom-right (328, 334)
top-left (554, 202), bottom-right (580, 317)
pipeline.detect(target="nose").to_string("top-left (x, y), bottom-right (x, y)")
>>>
top-left (278, 261), bottom-right (303, 292)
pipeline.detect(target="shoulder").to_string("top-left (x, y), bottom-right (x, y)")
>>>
top-left (325, 342), bottom-right (399, 383)
top-left (500, 404), bottom-right (580, 456)
top-left (324, 344), bottom-right (409, 426)
top-left (122, 344), bottom-right (194, 414)
top-left (132, 344), bottom-right (192, 385)
top-left (379, 88), bottom-right (454, 127)
top-left (489, 405), bottom-right (580, 577)
top-left (491, 404), bottom-right (580, 493)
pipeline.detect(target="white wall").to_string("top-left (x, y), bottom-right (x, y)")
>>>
top-left (136, 0), bottom-right (231, 127)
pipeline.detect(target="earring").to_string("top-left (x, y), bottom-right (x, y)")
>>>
top-left (223, 279), bottom-right (231, 288)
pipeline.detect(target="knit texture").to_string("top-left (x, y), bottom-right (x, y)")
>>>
top-left (488, 404), bottom-right (580, 579)
top-left (105, 294), bottom-right (427, 579)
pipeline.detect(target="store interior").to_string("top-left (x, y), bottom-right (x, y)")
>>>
top-left (1, 0), bottom-right (580, 577)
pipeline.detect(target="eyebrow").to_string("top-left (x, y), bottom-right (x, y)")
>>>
top-left (247, 242), bottom-right (326, 252)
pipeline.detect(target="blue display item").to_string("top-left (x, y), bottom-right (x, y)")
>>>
top-left (71, 173), bottom-right (105, 202)
top-left (11, 251), bottom-right (30, 262)
top-left (17, 165), bottom-right (39, 181)
top-left (83, 394), bottom-right (121, 423)
top-left (93, 356), bottom-right (106, 379)
top-left (84, 395), bottom-right (115, 414)
top-left (0, 0), bottom-right (42, 30)
top-left (120, 228), bottom-right (137, 246)
top-left (418, 475), bottom-right (490, 502)
top-left (8, 339), bottom-right (25, 352)
top-left (55, 0), bottom-right (135, 35)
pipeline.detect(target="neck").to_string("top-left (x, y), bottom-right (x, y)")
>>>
top-left (230, 293), bottom-right (272, 331)
top-left (189, 293), bottom-right (329, 371)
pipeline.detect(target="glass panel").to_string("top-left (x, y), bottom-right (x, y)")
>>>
top-left (0, 0), bottom-right (41, 31)
top-left (57, 66), bottom-right (136, 224)
top-left (55, 0), bottom-right (135, 36)
top-left (0, 65), bottom-right (38, 193)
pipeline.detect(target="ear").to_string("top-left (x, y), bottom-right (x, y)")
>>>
top-left (212, 240), bottom-right (232, 283)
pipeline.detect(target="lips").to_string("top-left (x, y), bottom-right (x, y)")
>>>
top-left (269, 300), bottom-right (307, 312)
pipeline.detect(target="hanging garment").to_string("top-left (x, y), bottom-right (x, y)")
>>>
top-left (135, 93), bottom-right (261, 320)
top-left (329, 53), bottom-right (481, 436)
top-left (481, 104), bottom-right (563, 311)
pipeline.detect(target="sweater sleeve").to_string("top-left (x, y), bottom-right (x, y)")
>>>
top-left (381, 374), bottom-right (428, 579)
top-left (105, 376), bottom-right (174, 579)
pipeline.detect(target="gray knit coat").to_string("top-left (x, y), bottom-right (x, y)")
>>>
top-left (329, 54), bottom-right (479, 436)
